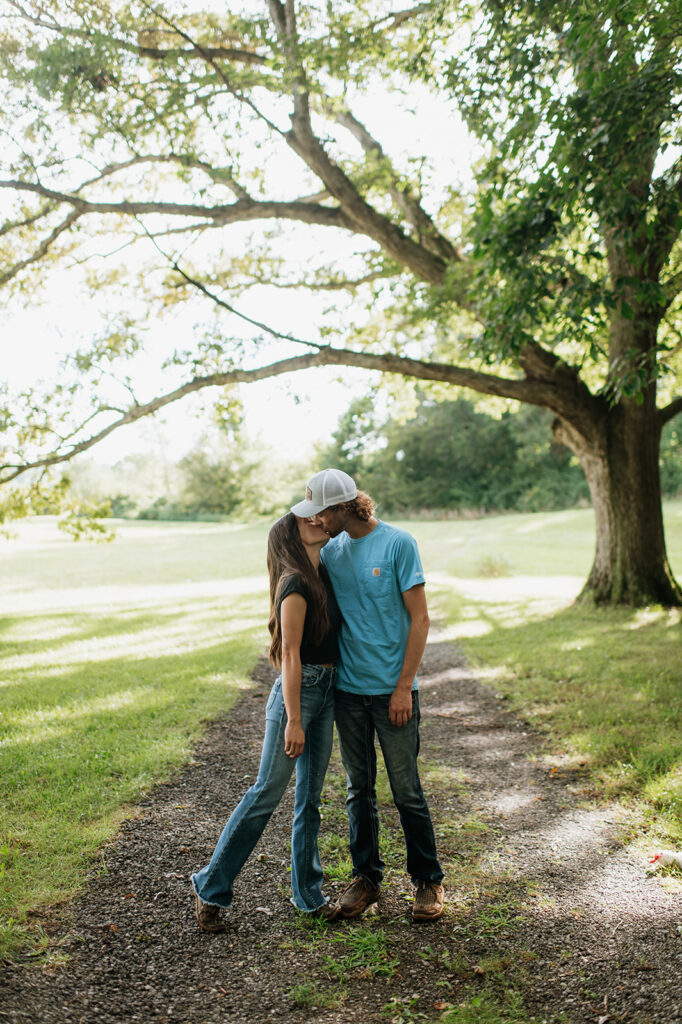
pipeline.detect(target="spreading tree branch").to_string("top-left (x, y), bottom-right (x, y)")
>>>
top-left (660, 395), bottom-right (682, 426)
top-left (265, 2), bottom-right (449, 285)
top-left (0, 209), bottom-right (82, 286)
top-left (371, 4), bottom-right (432, 31)
top-left (231, 269), bottom-right (391, 292)
top-left (1, 4), bottom-right (455, 295)
top-left (82, 153), bottom-right (251, 198)
top-left (156, 253), bottom-right (325, 351)
top-left (139, 0), bottom-right (285, 138)
top-left (0, 179), bottom-right (354, 227)
top-left (1, 341), bottom-right (605, 485)
top-left (135, 44), bottom-right (265, 65)
top-left (332, 105), bottom-right (460, 265)
top-left (5, 0), bottom-right (267, 65)
top-left (0, 152), bottom-right (256, 286)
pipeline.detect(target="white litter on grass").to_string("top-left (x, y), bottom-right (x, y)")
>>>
top-left (649, 851), bottom-right (682, 869)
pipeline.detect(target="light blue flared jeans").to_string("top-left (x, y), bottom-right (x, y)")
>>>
top-left (191, 664), bottom-right (335, 913)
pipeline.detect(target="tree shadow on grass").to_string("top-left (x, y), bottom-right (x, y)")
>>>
top-left (1, 606), bottom-right (264, 951)
top-left (447, 601), bottom-right (682, 811)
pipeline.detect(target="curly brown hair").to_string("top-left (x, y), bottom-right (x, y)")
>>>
top-left (326, 489), bottom-right (376, 522)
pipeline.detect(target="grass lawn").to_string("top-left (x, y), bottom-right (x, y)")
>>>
top-left (0, 519), bottom-right (271, 956)
top-left (1, 504), bottom-right (681, 958)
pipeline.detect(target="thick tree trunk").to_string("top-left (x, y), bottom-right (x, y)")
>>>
top-left (554, 404), bottom-right (681, 606)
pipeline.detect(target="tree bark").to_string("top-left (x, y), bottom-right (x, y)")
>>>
top-left (554, 403), bottom-right (681, 606)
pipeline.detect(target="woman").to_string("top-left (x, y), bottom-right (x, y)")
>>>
top-left (192, 512), bottom-right (341, 931)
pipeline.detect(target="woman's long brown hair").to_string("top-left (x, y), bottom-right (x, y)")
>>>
top-left (267, 512), bottom-right (330, 667)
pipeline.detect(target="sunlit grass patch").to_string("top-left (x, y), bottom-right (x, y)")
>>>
top-left (644, 763), bottom-right (682, 822)
top-left (422, 529), bottom-right (682, 844)
top-left (0, 519), bottom-right (271, 957)
top-left (432, 989), bottom-right (529, 1024)
top-left (0, 626), bottom-right (262, 955)
top-left (287, 916), bottom-right (400, 1010)
top-left (458, 604), bottom-right (682, 828)
top-left (288, 979), bottom-right (346, 1010)
top-left (475, 554), bottom-right (511, 578)
top-left (324, 923), bottom-right (400, 979)
top-left (412, 504), bottom-right (682, 843)
top-left (421, 761), bottom-right (470, 790)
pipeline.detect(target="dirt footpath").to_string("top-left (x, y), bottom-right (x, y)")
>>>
top-left (1, 638), bottom-right (680, 1024)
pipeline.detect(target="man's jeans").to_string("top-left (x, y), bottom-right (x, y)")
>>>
top-left (192, 664), bottom-right (335, 913)
top-left (334, 689), bottom-right (443, 888)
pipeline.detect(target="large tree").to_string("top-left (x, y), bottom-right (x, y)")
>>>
top-left (0, 0), bottom-right (681, 603)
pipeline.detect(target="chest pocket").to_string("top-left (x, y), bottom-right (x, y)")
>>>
top-left (364, 561), bottom-right (397, 613)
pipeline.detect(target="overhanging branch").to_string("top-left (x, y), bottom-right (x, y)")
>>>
top-left (0, 179), bottom-right (353, 228)
top-left (6, 0), bottom-right (267, 65)
top-left (265, 0), bottom-right (449, 286)
top-left (136, 44), bottom-right (265, 65)
top-left (660, 396), bottom-right (682, 426)
top-left (333, 105), bottom-right (460, 265)
top-left (0, 209), bottom-right (81, 286)
top-left (0, 347), bottom-right (583, 485)
top-left (158, 254), bottom-right (325, 351)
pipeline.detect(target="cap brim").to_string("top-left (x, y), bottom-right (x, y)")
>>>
top-left (290, 499), bottom-right (326, 517)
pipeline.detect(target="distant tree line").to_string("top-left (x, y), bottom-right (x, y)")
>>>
top-left (65, 398), bottom-right (682, 522)
top-left (320, 396), bottom-right (682, 516)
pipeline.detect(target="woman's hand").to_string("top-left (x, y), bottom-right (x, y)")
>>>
top-left (284, 720), bottom-right (305, 758)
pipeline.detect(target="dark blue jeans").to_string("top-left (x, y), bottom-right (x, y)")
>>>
top-left (334, 689), bottom-right (443, 888)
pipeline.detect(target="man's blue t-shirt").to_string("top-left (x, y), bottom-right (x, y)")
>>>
top-left (320, 520), bottom-right (425, 695)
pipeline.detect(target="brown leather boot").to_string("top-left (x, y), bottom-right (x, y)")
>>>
top-left (336, 877), bottom-right (380, 918)
top-left (194, 892), bottom-right (225, 933)
top-left (412, 881), bottom-right (445, 921)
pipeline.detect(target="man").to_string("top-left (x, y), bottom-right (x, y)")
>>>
top-left (291, 467), bottom-right (445, 922)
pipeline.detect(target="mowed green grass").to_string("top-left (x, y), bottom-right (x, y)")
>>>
top-left (0, 519), bottom-right (272, 955)
top-left (1, 505), bottom-right (681, 957)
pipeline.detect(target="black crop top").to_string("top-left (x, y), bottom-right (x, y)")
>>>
top-left (276, 564), bottom-right (341, 665)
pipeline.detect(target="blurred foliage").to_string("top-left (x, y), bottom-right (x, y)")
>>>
top-left (65, 427), bottom-right (307, 522)
top-left (0, 475), bottom-right (113, 540)
top-left (320, 394), bottom-right (682, 514)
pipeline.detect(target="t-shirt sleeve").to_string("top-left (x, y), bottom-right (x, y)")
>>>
top-left (393, 532), bottom-right (426, 592)
top-left (276, 574), bottom-right (308, 618)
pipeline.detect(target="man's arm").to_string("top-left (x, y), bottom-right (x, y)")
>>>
top-left (388, 583), bottom-right (430, 727)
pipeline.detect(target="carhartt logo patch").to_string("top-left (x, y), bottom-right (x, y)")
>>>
top-left (306, 487), bottom-right (312, 500)
top-left (372, 567), bottom-right (381, 576)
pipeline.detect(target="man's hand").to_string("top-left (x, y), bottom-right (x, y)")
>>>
top-left (285, 721), bottom-right (305, 758)
top-left (389, 687), bottom-right (413, 727)
top-left (388, 583), bottom-right (428, 728)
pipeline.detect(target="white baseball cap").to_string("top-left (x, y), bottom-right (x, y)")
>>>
top-left (290, 468), bottom-right (358, 517)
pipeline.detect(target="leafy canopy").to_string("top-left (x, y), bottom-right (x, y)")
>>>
top-left (0, 0), bottom-right (680, 499)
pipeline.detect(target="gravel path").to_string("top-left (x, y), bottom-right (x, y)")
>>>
top-left (2, 637), bottom-right (680, 1023)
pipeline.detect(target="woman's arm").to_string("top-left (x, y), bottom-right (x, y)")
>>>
top-left (280, 592), bottom-right (307, 758)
